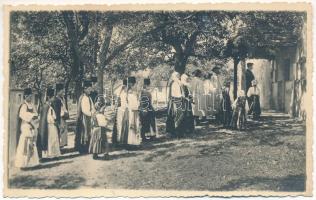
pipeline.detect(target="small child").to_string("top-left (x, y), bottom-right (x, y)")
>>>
top-left (89, 96), bottom-right (111, 160)
top-left (230, 90), bottom-right (248, 130)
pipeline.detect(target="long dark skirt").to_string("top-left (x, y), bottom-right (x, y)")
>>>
top-left (139, 110), bottom-right (156, 139)
top-left (166, 97), bottom-right (185, 137)
top-left (89, 127), bottom-right (109, 154)
top-left (75, 114), bottom-right (92, 154)
top-left (178, 99), bottom-right (195, 135)
top-left (230, 109), bottom-right (246, 130)
top-left (248, 95), bottom-right (261, 120)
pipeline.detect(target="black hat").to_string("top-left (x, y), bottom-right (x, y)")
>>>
top-left (91, 76), bottom-right (97, 83)
top-left (123, 79), bottom-right (127, 86)
top-left (55, 83), bottom-right (64, 91)
top-left (144, 78), bottom-right (150, 85)
top-left (247, 63), bottom-right (254, 67)
top-left (225, 81), bottom-right (231, 87)
top-left (83, 80), bottom-right (92, 88)
top-left (46, 87), bottom-right (55, 98)
top-left (128, 76), bottom-right (136, 84)
top-left (193, 69), bottom-right (202, 77)
top-left (23, 88), bottom-right (32, 96)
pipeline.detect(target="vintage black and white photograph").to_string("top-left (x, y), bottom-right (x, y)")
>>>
top-left (3, 3), bottom-right (313, 197)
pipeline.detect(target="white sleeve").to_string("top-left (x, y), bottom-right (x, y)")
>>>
top-left (47, 107), bottom-right (56, 124)
top-left (128, 93), bottom-right (139, 110)
top-left (81, 96), bottom-right (92, 116)
top-left (247, 88), bottom-right (252, 97)
top-left (19, 104), bottom-right (34, 122)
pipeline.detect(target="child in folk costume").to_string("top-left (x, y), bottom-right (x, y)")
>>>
top-left (120, 76), bottom-right (142, 145)
top-left (89, 96), bottom-right (111, 160)
top-left (247, 80), bottom-right (261, 120)
top-left (230, 90), bottom-right (249, 130)
top-left (15, 88), bottom-right (40, 168)
top-left (139, 78), bottom-right (157, 141)
top-left (38, 88), bottom-right (61, 158)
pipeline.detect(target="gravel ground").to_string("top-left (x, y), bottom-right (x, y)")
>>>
top-left (8, 112), bottom-right (306, 191)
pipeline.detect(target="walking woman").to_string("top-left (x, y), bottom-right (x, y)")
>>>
top-left (247, 80), bottom-right (261, 120)
top-left (39, 87), bottom-right (61, 159)
top-left (166, 71), bottom-right (185, 138)
top-left (139, 78), bottom-right (157, 141)
top-left (15, 88), bottom-right (40, 169)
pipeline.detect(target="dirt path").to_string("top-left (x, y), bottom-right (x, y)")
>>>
top-left (8, 112), bottom-right (306, 191)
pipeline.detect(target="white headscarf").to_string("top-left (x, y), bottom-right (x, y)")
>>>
top-left (181, 73), bottom-right (189, 86)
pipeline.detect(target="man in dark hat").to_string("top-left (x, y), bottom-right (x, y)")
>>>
top-left (75, 80), bottom-right (95, 154)
top-left (139, 78), bottom-right (157, 142)
top-left (52, 83), bottom-right (69, 148)
top-left (90, 76), bottom-right (98, 103)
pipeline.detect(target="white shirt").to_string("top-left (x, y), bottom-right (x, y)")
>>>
top-left (247, 86), bottom-right (260, 97)
top-left (171, 81), bottom-right (182, 98)
top-left (81, 94), bottom-right (95, 116)
top-left (19, 102), bottom-right (36, 123)
top-left (47, 106), bottom-right (56, 124)
top-left (203, 80), bottom-right (215, 95)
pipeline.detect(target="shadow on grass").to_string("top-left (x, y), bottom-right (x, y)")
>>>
top-left (216, 174), bottom-right (305, 191)
top-left (10, 172), bottom-right (85, 189)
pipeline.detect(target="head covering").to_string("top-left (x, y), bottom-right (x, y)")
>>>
top-left (251, 80), bottom-right (257, 86)
top-left (46, 87), bottom-right (55, 98)
top-left (23, 88), bottom-right (32, 96)
top-left (91, 76), bottom-right (97, 83)
top-left (204, 73), bottom-right (212, 79)
top-left (128, 76), bottom-right (136, 84)
top-left (171, 71), bottom-right (180, 81)
top-left (55, 83), bottom-right (64, 92)
top-left (144, 78), bottom-right (150, 86)
top-left (238, 90), bottom-right (246, 97)
top-left (225, 81), bottom-right (231, 87)
top-left (95, 96), bottom-right (105, 111)
top-left (123, 79), bottom-right (127, 86)
top-left (247, 62), bottom-right (254, 68)
top-left (83, 80), bottom-right (92, 88)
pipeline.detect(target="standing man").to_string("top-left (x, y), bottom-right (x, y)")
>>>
top-left (52, 83), bottom-right (69, 148)
top-left (75, 80), bottom-right (95, 154)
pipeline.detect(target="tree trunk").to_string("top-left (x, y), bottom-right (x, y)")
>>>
top-left (97, 67), bottom-right (104, 95)
top-left (174, 50), bottom-right (187, 74)
top-left (233, 58), bottom-right (240, 100)
top-left (64, 79), bottom-right (70, 110)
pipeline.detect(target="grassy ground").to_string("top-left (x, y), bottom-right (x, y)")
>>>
top-left (8, 112), bottom-right (305, 191)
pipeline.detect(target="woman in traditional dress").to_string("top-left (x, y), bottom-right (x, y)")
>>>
top-left (75, 80), bottom-right (95, 154)
top-left (15, 88), bottom-right (40, 169)
top-left (219, 82), bottom-right (232, 128)
top-left (179, 73), bottom-right (195, 136)
top-left (112, 79), bottom-right (127, 145)
top-left (89, 96), bottom-right (111, 160)
top-left (139, 78), bottom-right (157, 141)
top-left (38, 88), bottom-right (61, 159)
top-left (203, 73), bottom-right (215, 118)
top-left (230, 90), bottom-right (249, 130)
top-left (120, 77), bottom-right (142, 145)
top-left (247, 80), bottom-right (261, 120)
top-left (190, 69), bottom-right (205, 125)
top-left (166, 71), bottom-right (185, 138)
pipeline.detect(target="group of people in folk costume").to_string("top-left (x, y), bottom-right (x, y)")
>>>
top-left (15, 84), bottom-right (69, 169)
top-left (113, 76), bottom-right (158, 146)
top-left (219, 62), bottom-right (262, 130)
